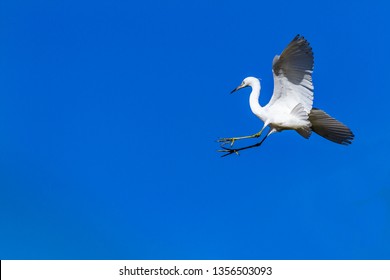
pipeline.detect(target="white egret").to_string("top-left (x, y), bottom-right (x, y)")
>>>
top-left (218, 35), bottom-right (354, 157)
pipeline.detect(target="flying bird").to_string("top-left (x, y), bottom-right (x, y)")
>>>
top-left (218, 35), bottom-right (354, 157)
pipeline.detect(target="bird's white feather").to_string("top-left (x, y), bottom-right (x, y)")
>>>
top-left (267, 35), bottom-right (314, 115)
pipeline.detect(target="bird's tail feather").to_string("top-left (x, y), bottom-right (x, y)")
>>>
top-left (309, 108), bottom-right (354, 145)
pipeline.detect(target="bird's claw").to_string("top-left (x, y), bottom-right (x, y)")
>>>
top-left (217, 137), bottom-right (236, 146)
top-left (217, 146), bottom-right (240, 157)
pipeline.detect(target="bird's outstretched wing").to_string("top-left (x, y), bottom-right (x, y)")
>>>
top-left (267, 35), bottom-right (314, 114)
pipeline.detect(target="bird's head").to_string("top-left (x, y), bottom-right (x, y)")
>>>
top-left (231, 77), bottom-right (260, 94)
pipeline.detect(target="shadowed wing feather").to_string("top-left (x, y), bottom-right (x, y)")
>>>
top-left (309, 108), bottom-right (354, 145)
top-left (268, 35), bottom-right (314, 114)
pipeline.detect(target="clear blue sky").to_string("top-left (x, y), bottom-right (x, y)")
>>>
top-left (1, 0), bottom-right (389, 259)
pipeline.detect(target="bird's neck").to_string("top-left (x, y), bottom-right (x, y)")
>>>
top-left (249, 80), bottom-right (265, 120)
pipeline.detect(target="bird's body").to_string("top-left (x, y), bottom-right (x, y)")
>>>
top-left (247, 77), bottom-right (310, 133)
top-left (218, 35), bottom-right (354, 156)
top-left (247, 77), bottom-right (310, 131)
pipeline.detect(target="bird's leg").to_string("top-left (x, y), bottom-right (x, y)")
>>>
top-left (218, 129), bottom-right (272, 157)
top-left (217, 128), bottom-right (264, 146)
top-left (218, 136), bottom-right (267, 157)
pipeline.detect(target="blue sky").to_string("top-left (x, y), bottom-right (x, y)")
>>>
top-left (1, 0), bottom-right (389, 259)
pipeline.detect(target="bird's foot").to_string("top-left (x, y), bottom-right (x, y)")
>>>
top-left (217, 137), bottom-right (236, 146)
top-left (217, 146), bottom-right (240, 157)
top-left (217, 133), bottom-right (268, 157)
